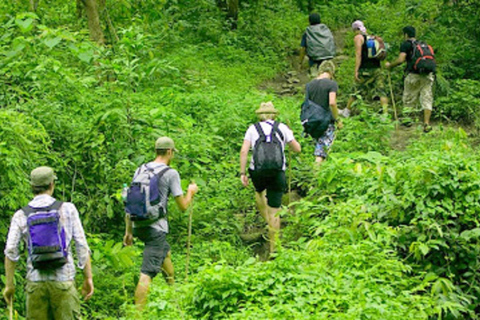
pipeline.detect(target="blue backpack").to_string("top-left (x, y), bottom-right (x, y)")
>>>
top-left (125, 164), bottom-right (170, 221)
top-left (22, 201), bottom-right (68, 270)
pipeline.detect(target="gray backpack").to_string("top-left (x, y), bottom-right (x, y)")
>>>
top-left (125, 164), bottom-right (170, 222)
top-left (305, 24), bottom-right (336, 61)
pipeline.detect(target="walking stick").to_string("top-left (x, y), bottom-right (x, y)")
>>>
top-left (9, 300), bottom-right (13, 320)
top-left (286, 120), bottom-right (293, 204)
top-left (185, 200), bottom-right (194, 282)
top-left (387, 71), bottom-right (399, 128)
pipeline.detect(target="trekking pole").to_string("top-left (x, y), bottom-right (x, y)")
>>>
top-left (9, 300), bottom-right (13, 320)
top-left (286, 120), bottom-right (293, 204)
top-left (185, 200), bottom-right (194, 282)
top-left (387, 71), bottom-right (399, 128)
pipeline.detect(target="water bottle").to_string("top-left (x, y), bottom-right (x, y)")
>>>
top-left (121, 183), bottom-right (128, 203)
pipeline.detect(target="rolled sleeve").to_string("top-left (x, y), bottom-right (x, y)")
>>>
top-left (169, 170), bottom-right (184, 198)
top-left (4, 211), bottom-right (25, 262)
top-left (244, 125), bottom-right (255, 143)
top-left (279, 124), bottom-right (295, 143)
top-left (67, 203), bottom-right (90, 269)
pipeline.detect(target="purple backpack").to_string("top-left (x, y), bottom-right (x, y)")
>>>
top-left (22, 201), bottom-right (68, 270)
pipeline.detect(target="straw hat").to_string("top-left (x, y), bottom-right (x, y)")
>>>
top-left (255, 101), bottom-right (279, 114)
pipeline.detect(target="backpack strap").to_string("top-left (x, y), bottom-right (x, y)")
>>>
top-left (266, 121), bottom-right (285, 142)
top-left (254, 123), bottom-right (267, 142)
top-left (22, 200), bottom-right (64, 217)
top-left (155, 166), bottom-right (171, 180)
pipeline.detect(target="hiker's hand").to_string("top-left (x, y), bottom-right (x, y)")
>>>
top-left (82, 277), bottom-right (94, 301)
top-left (188, 183), bottom-right (198, 195)
top-left (336, 120), bottom-right (344, 130)
top-left (354, 71), bottom-right (360, 82)
top-left (123, 233), bottom-right (133, 246)
top-left (241, 174), bottom-right (249, 187)
top-left (3, 285), bottom-right (14, 305)
top-left (385, 62), bottom-right (392, 69)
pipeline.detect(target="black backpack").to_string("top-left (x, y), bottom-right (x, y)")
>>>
top-left (252, 122), bottom-right (285, 174)
top-left (410, 40), bottom-right (436, 74)
top-left (300, 84), bottom-right (333, 140)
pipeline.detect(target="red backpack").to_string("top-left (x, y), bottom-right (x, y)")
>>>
top-left (411, 40), bottom-right (436, 74)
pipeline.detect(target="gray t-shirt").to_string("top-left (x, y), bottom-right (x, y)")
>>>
top-left (307, 78), bottom-right (338, 110)
top-left (132, 162), bottom-right (183, 233)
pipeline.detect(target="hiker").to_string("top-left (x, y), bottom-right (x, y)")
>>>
top-left (343, 20), bottom-right (389, 117)
top-left (299, 13), bottom-right (336, 73)
top-left (239, 102), bottom-right (301, 255)
top-left (123, 136), bottom-right (198, 311)
top-left (385, 26), bottom-right (436, 133)
top-left (3, 166), bottom-right (94, 320)
top-left (303, 61), bottom-right (343, 164)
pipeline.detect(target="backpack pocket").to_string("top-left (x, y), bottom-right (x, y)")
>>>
top-left (125, 184), bottom-right (148, 221)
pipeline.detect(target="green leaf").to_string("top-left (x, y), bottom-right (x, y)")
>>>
top-left (43, 37), bottom-right (62, 49)
top-left (15, 18), bottom-right (34, 33)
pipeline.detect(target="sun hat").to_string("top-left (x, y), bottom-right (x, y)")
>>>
top-left (255, 101), bottom-right (279, 115)
top-left (155, 136), bottom-right (178, 152)
top-left (30, 166), bottom-right (57, 187)
top-left (352, 20), bottom-right (366, 33)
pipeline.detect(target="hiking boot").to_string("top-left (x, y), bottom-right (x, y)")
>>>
top-left (423, 123), bottom-right (432, 133)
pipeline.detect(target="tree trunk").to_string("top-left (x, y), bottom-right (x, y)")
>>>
top-left (82, 0), bottom-right (105, 44)
top-left (30, 0), bottom-right (39, 11)
top-left (227, 0), bottom-right (239, 29)
top-left (76, 0), bottom-right (84, 18)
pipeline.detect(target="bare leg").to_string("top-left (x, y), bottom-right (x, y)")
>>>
top-left (255, 191), bottom-right (268, 222)
top-left (346, 96), bottom-right (356, 110)
top-left (424, 109), bottom-right (432, 125)
top-left (266, 206), bottom-right (281, 254)
top-left (314, 156), bottom-right (324, 165)
top-left (380, 96), bottom-right (389, 114)
top-left (162, 251), bottom-right (174, 285)
top-left (134, 273), bottom-right (152, 312)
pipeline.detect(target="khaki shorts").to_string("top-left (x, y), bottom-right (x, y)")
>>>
top-left (26, 281), bottom-right (81, 320)
top-left (353, 68), bottom-right (387, 101)
top-left (403, 73), bottom-right (435, 111)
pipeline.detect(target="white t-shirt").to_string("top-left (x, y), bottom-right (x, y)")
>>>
top-left (244, 120), bottom-right (295, 171)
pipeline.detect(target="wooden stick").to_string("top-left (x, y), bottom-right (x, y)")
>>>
top-left (387, 71), bottom-right (399, 128)
top-left (286, 120), bottom-right (292, 204)
top-left (9, 300), bottom-right (13, 320)
top-left (185, 201), bottom-right (194, 282)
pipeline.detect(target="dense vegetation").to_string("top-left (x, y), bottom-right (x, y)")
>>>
top-left (1, 0), bottom-right (480, 319)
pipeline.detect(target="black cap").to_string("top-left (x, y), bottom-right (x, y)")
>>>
top-left (403, 26), bottom-right (416, 38)
top-left (309, 13), bottom-right (321, 25)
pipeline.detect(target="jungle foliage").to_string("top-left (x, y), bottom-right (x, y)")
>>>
top-left (1, 0), bottom-right (480, 319)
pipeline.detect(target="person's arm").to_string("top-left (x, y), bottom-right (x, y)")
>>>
top-left (3, 258), bottom-right (16, 304)
top-left (329, 92), bottom-right (343, 129)
top-left (81, 256), bottom-right (94, 301)
top-left (3, 212), bottom-right (23, 304)
top-left (386, 52), bottom-right (407, 69)
top-left (174, 183), bottom-right (198, 211)
top-left (239, 139), bottom-right (251, 187)
top-left (123, 214), bottom-right (133, 246)
top-left (299, 33), bottom-right (307, 68)
top-left (69, 203), bottom-right (94, 300)
top-left (299, 47), bottom-right (306, 66)
top-left (288, 139), bottom-right (301, 153)
top-left (354, 35), bottom-right (363, 81)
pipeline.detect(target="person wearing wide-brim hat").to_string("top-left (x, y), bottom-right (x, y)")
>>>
top-left (240, 102), bottom-right (301, 255)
